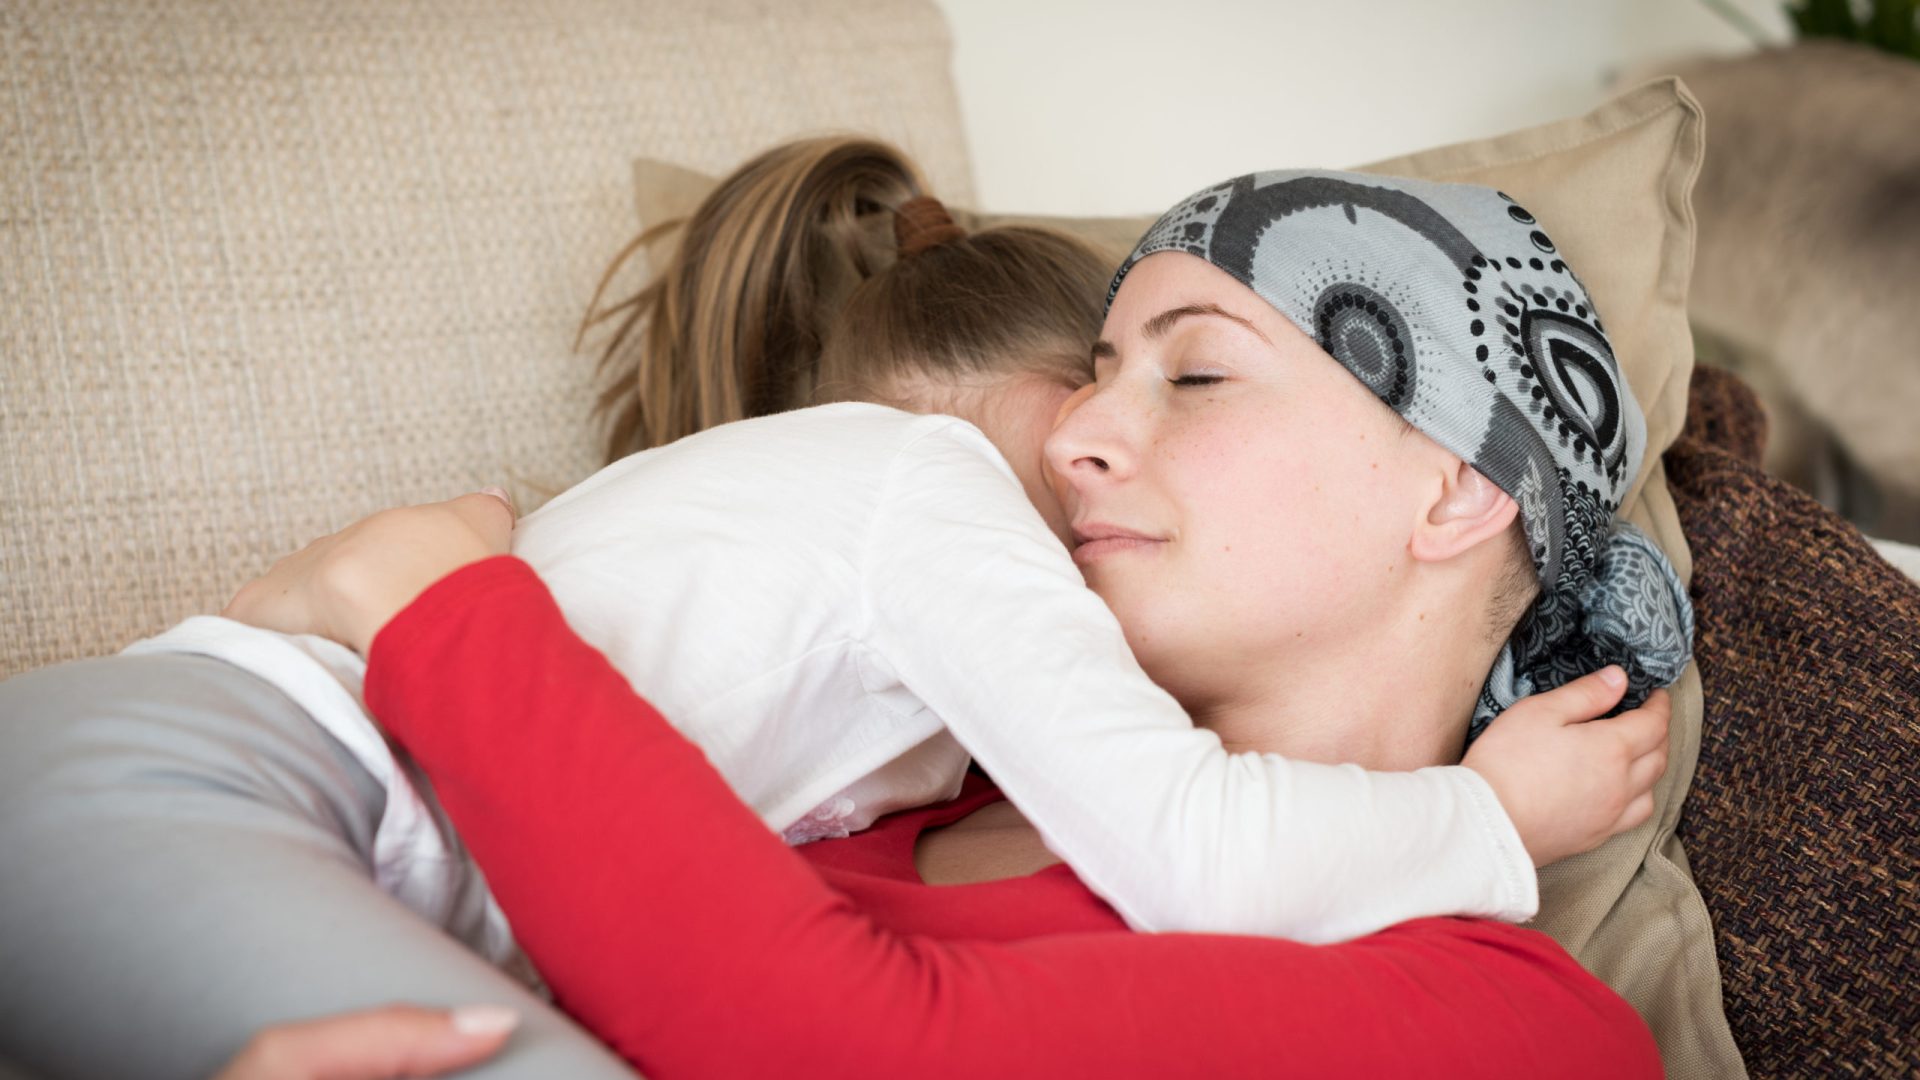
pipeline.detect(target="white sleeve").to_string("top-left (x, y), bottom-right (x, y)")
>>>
top-left (860, 421), bottom-right (1537, 943)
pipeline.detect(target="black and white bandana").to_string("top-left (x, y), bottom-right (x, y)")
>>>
top-left (1109, 170), bottom-right (1694, 741)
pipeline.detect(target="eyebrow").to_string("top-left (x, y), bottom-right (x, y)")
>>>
top-left (1089, 302), bottom-right (1270, 363)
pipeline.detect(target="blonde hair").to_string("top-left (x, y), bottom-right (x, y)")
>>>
top-left (579, 136), bottom-right (1111, 463)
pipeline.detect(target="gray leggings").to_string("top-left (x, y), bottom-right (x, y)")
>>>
top-left (0, 652), bottom-right (639, 1080)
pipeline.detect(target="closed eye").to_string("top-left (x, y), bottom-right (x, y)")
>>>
top-left (1170, 374), bottom-right (1226, 387)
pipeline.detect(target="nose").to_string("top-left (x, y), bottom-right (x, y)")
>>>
top-left (1051, 382), bottom-right (1096, 432)
top-left (1043, 378), bottom-right (1137, 491)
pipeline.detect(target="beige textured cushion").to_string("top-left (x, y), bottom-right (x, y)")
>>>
top-left (629, 76), bottom-right (1737, 1077)
top-left (0, 0), bottom-right (974, 679)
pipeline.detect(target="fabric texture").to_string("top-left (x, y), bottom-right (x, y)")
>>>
top-left (360, 553), bottom-right (1663, 1079)
top-left (0, 652), bottom-right (633, 1080)
top-left (627, 78), bottom-right (1739, 1078)
top-left (0, 0), bottom-right (976, 679)
top-left (1104, 169), bottom-right (1694, 742)
top-left (115, 616), bottom-right (523, 961)
top-left (1666, 365), bottom-right (1920, 1079)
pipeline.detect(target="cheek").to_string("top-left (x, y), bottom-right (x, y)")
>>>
top-left (1171, 417), bottom-right (1339, 558)
top-left (1167, 415), bottom-right (1410, 613)
top-left (1189, 488), bottom-right (1350, 617)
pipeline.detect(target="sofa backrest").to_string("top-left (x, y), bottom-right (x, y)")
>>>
top-left (0, 0), bottom-right (975, 676)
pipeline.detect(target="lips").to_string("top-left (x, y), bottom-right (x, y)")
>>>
top-left (1070, 522), bottom-right (1166, 567)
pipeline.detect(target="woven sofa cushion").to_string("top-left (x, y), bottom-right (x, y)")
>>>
top-left (631, 77), bottom-right (1741, 1078)
top-left (1667, 365), bottom-right (1920, 1078)
top-left (0, 0), bottom-right (974, 679)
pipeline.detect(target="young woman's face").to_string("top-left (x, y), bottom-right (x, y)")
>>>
top-left (1043, 252), bottom-right (1435, 711)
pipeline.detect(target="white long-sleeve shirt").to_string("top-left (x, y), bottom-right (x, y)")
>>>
top-left (125, 402), bottom-right (1535, 945)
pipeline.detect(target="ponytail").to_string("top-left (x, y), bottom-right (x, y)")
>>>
top-left (580, 138), bottom-right (924, 461)
top-left (582, 137), bottom-right (1111, 464)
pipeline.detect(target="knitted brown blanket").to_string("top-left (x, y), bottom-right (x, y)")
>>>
top-left (1667, 365), bottom-right (1919, 1078)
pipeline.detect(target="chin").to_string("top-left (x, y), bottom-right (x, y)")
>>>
top-left (1082, 571), bottom-right (1133, 617)
top-left (1097, 590), bottom-right (1180, 671)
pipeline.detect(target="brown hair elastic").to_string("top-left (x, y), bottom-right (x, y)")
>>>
top-left (894, 195), bottom-right (967, 256)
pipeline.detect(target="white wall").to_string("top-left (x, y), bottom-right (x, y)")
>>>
top-left (933, 0), bottom-right (1791, 216)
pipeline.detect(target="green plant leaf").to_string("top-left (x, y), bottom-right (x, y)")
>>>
top-left (1787, 0), bottom-right (1862, 39)
top-left (1866, 0), bottom-right (1918, 53)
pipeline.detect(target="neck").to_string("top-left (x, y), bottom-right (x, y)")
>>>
top-left (1194, 577), bottom-right (1506, 771)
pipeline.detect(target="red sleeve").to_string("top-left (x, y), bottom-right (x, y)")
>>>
top-left (364, 556), bottom-right (1660, 1080)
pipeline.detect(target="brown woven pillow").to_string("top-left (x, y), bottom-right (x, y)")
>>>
top-left (1666, 365), bottom-right (1920, 1078)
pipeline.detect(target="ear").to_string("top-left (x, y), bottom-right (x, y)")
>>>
top-left (1408, 460), bottom-right (1520, 565)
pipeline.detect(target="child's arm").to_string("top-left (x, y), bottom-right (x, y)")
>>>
top-left (865, 421), bottom-right (1662, 942)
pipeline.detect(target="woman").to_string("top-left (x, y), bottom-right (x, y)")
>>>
top-left (211, 165), bottom-right (1686, 1075)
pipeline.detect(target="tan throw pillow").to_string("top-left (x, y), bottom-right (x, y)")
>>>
top-left (630, 77), bottom-right (1741, 1078)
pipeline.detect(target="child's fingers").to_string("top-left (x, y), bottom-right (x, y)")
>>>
top-left (1581, 690), bottom-right (1669, 758)
top-left (1607, 790), bottom-right (1657, 837)
top-left (1533, 665), bottom-right (1631, 723)
top-left (1627, 741), bottom-right (1668, 794)
top-left (1622, 701), bottom-right (1669, 758)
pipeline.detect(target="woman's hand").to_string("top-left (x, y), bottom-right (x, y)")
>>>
top-left (221, 488), bottom-right (517, 657)
top-left (1462, 667), bottom-right (1671, 868)
top-left (212, 1003), bottom-right (519, 1079)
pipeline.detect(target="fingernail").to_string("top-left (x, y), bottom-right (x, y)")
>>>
top-left (451, 1004), bottom-right (520, 1036)
top-left (478, 485), bottom-right (514, 508)
top-left (1600, 666), bottom-right (1626, 688)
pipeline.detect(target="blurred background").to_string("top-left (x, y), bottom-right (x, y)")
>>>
top-left (938, 0), bottom-right (1777, 215)
top-left (937, 0), bottom-right (1920, 550)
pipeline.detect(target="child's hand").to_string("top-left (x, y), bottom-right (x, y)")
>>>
top-left (1462, 667), bottom-right (1671, 868)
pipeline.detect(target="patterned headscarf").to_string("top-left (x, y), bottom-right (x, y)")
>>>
top-left (1108, 170), bottom-right (1694, 740)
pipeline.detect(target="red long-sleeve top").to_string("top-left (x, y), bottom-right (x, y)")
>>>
top-left (362, 556), bottom-right (1660, 1079)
